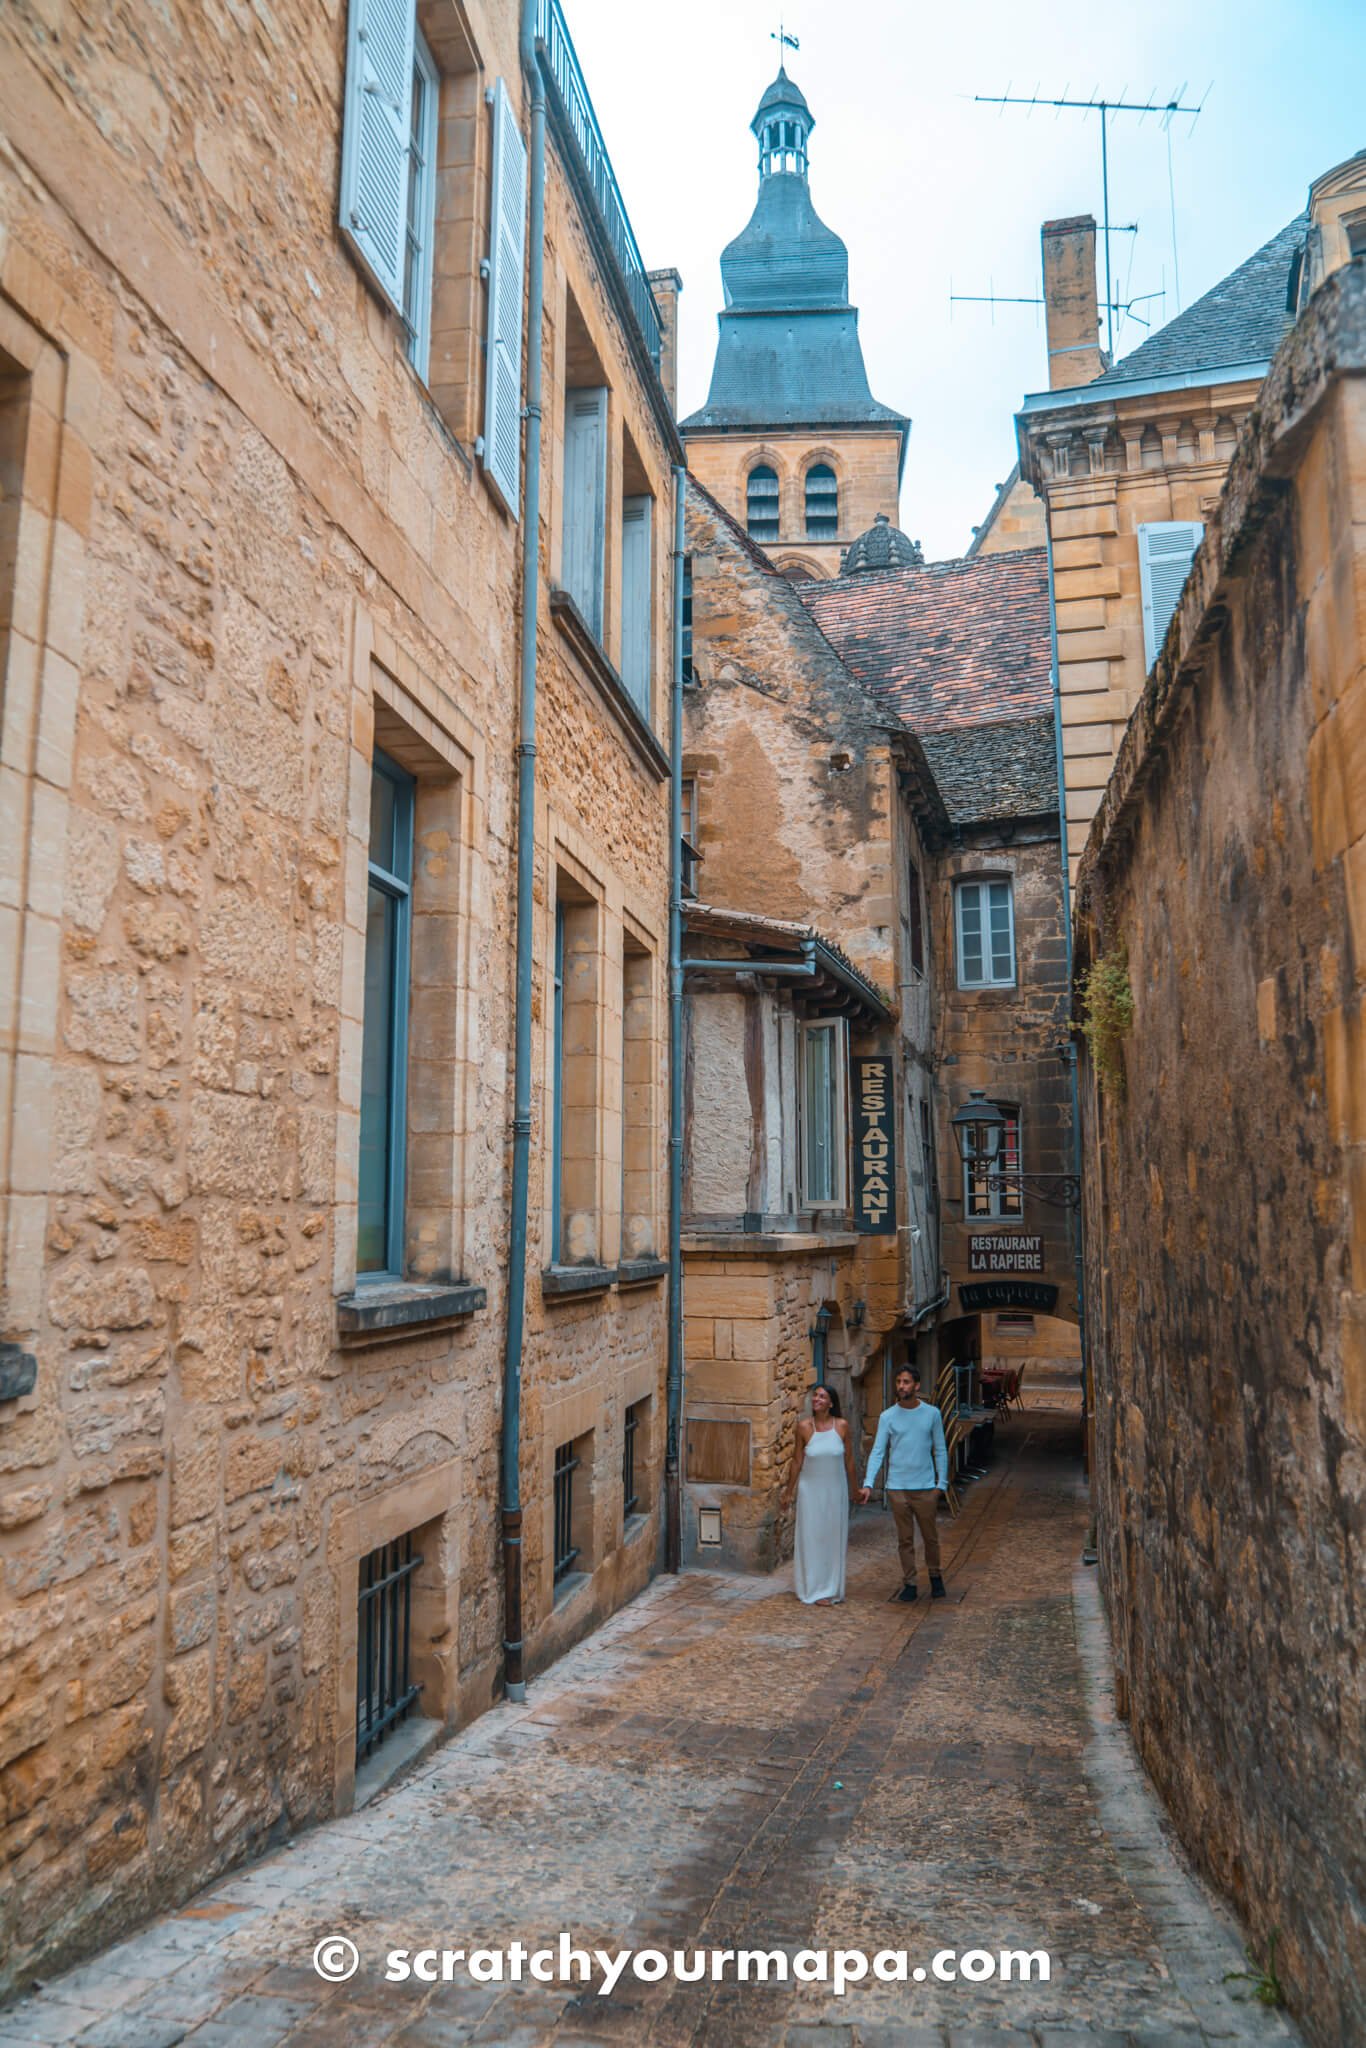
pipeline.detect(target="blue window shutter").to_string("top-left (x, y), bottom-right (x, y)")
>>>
top-left (483, 78), bottom-right (527, 517)
top-left (620, 495), bottom-right (653, 714)
top-left (339, 0), bottom-right (415, 314)
top-left (562, 387), bottom-right (608, 638)
top-left (1137, 521), bottom-right (1204, 670)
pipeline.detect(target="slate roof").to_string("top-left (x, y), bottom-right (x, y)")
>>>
top-left (920, 715), bottom-right (1058, 825)
top-left (754, 68), bottom-right (811, 122)
top-left (799, 549), bottom-right (1052, 733)
top-left (1087, 214), bottom-right (1305, 388)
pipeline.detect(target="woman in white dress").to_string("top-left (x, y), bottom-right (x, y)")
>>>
top-left (781, 1385), bottom-right (857, 1605)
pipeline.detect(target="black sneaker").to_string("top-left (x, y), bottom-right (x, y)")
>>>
top-left (930, 1575), bottom-right (947, 1600)
top-left (895, 1583), bottom-right (918, 1603)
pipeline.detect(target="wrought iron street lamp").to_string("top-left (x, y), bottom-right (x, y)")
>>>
top-left (949, 1089), bottom-right (1081, 1211)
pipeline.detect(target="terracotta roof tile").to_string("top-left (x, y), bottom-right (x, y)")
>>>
top-left (799, 548), bottom-right (1052, 734)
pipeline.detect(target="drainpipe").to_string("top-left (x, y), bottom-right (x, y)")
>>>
top-left (499, 0), bottom-right (547, 1704)
top-left (666, 466), bottom-right (686, 1573)
top-left (1046, 521), bottom-right (1091, 1489)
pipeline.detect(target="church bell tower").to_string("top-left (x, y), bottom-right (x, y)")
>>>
top-left (680, 67), bottom-right (908, 579)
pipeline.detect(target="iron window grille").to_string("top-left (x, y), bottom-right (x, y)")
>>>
top-left (355, 1532), bottom-right (423, 1764)
top-left (622, 1402), bottom-right (641, 1517)
top-left (553, 1440), bottom-right (580, 1581)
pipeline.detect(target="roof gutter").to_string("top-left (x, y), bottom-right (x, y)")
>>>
top-left (1017, 357), bottom-right (1270, 418)
top-left (683, 935), bottom-right (894, 1029)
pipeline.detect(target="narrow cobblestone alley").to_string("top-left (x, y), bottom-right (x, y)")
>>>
top-left (2, 1401), bottom-right (1300, 2048)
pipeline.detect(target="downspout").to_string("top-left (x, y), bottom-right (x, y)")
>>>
top-left (499, 0), bottom-right (547, 1703)
top-left (1046, 521), bottom-right (1091, 1479)
top-left (666, 466), bottom-right (686, 1572)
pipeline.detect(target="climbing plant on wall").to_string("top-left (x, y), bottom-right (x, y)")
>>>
top-left (1080, 944), bottom-right (1135, 1098)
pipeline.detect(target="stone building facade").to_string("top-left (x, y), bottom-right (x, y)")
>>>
top-left (0, 0), bottom-right (675, 1994)
top-left (1073, 261), bottom-right (1366, 2048)
top-left (679, 69), bottom-right (907, 581)
top-left (679, 485), bottom-right (944, 1566)
top-left (802, 549), bottom-right (1080, 1383)
top-left (1017, 163), bottom-right (1366, 884)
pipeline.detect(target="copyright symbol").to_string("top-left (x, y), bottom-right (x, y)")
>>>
top-left (313, 1935), bottom-right (360, 1982)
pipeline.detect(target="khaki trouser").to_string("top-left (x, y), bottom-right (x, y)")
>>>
top-left (888, 1488), bottom-right (941, 1586)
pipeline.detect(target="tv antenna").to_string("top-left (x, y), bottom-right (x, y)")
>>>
top-left (974, 86), bottom-right (1208, 356)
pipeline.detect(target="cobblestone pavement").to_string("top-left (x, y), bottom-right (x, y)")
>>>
top-left (3, 1399), bottom-right (1301, 2048)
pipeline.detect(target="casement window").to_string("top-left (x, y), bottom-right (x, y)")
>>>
top-left (680, 776), bottom-right (702, 900)
top-left (482, 78), bottom-right (527, 513)
top-left (339, 3), bottom-right (438, 380)
top-left (1137, 521), bottom-right (1204, 670)
top-left (620, 940), bottom-right (655, 1258)
top-left (562, 386), bottom-right (609, 639)
top-left (620, 495), bottom-right (653, 715)
top-left (907, 855), bottom-right (925, 976)
top-left (746, 464), bottom-right (780, 542)
top-left (805, 463), bottom-right (838, 539)
top-left (400, 34), bottom-right (439, 378)
top-left (919, 1096), bottom-right (938, 1214)
top-left (799, 1018), bottom-right (847, 1209)
top-left (955, 877), bottom-right (1015, 988)
top-left (340, 6), bottom-right (525, 507)
top-left (965, 1102), bottom-right (1023, 1221)
top-left (681, 554), bottom-right (695, 684)
top-left (550, 881), bottom-right (600, 1266)
top-left (358, 750), bottom-right (415, 1276)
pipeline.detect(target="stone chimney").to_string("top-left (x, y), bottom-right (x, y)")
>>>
top-left (646, 267), bottom-right (683, 416)
top-left (1041, 217), bottom-right (1103, 389)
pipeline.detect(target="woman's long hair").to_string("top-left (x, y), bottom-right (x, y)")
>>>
top-left (811, 1384), bottom-right (842, 1419)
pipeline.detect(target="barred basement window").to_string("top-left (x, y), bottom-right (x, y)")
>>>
top-left (553, 1439), bottom-right (580, 1581)
top-left (622, 1400), bottom-right (642, 1517)
top-left (746, 464), bottom-right (780, 542)
top-left (805, 463), bottom-right (838, 539)
top-left (355, 1531), bottom-right (423, 1764)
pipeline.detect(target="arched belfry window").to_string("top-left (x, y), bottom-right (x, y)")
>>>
top-left (805, 464), bottom-right (838, 540)
top-left (746, 464), bottom-right (780, 543)
top-left (760, 118), bottom-right (808, 178)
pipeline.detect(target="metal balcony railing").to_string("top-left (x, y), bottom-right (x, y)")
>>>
top-left (535, 0), bottom-right (663, 370)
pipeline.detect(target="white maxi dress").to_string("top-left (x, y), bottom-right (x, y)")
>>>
top-left (794, 1426), bottom-right (849, 1604)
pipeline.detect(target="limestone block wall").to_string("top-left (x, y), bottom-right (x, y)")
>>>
top-left (1074, 267), bottom-right (1366, 2048)
top-left (0, 0), bottom-right (674, 1995)
top-left (682, 428), bottom-right (903, 580)
top-left (681, 1241), bottom-right (861, 1571)
top-left (1020, 379), bottom-right (1262, 878)
top-left (934, 834), bottom-right (1076, 1326)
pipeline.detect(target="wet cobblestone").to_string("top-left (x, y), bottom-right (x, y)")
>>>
top-left (2, 1402), bottom-right (1300, 2047)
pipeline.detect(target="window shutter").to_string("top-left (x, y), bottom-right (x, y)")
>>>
top-left (620, 496), bottom-right (653, 715)
top-left (339, 0), bottom-right (415, 314)
top-left (483, 78), bottom-right (527, 517)
top-left (562, 386), bottom-right (608, 638)
top-left (1137, 521), bottom-right (1204, 670)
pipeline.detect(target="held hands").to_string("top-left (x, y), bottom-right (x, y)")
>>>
top-left (857, 1487), bottom-right (871, 1505)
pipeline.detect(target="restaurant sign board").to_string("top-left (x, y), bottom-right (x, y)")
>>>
top-left (969, 1233), bottom-right (1043, 1273)
top-left (852, 1055), bottom-right (896, 1235)
top-left (959, 1280), bottom-right (1059, 1314)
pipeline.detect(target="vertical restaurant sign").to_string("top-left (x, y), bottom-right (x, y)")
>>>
top-left (852, 1055), bottom-right (896, 1234)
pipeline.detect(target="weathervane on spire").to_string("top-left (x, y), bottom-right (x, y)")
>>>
top-left (771, 23), bottom-right (800, 59)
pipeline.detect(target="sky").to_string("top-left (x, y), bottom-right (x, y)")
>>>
top-left (559, 0), bottom-right (1364, 561)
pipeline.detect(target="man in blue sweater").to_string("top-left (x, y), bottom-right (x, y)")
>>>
top-left (858, 1366), bottom-right (949, 1602)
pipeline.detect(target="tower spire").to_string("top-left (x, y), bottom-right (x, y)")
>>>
top-left (752, 63), bottom-right (812, 182)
